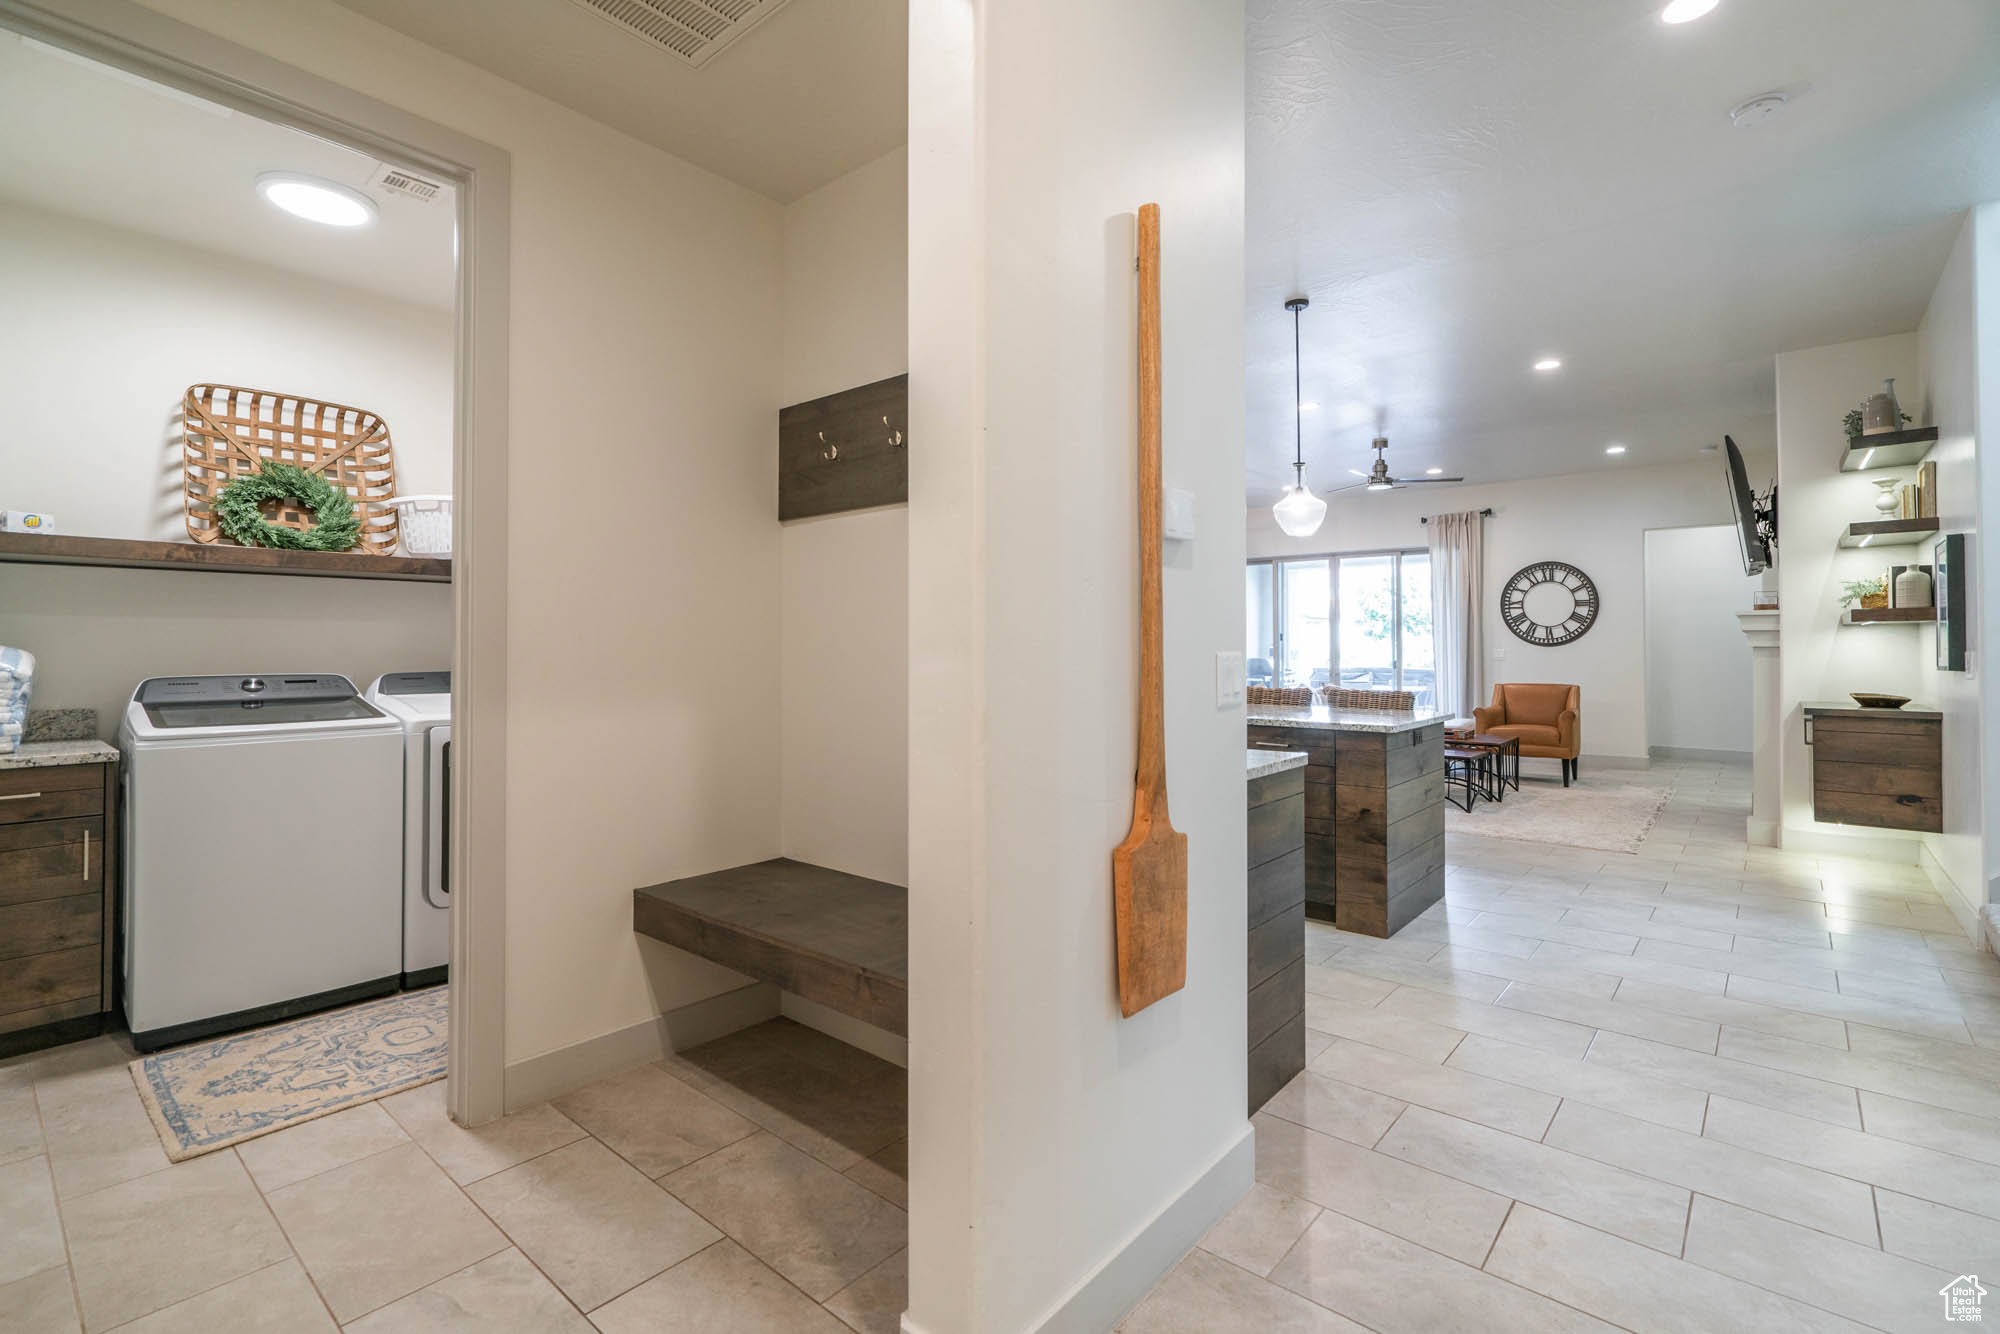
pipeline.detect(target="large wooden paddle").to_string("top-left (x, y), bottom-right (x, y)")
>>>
top-left (1113, 203), bottom-right (1188, 1017)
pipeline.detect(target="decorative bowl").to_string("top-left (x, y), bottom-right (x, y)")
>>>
top-left (1849, 693), bottom-right (1910, 709)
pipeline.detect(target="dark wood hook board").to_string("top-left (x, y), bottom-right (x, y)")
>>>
top-left (778, 373), bottom-right (909, 520)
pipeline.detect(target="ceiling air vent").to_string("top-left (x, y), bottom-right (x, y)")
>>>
top-left (367, 163), bottom-right (445, 205)
top-left (565, 0), bottom-right (794, 69)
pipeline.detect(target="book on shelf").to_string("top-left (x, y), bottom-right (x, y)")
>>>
top-left (1919, 460), bottom-right (1938, 517)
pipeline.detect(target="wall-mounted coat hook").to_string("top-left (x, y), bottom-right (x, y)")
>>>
top-left (779, 373), bottom-right (909, 520)
top-left (884, 416), bottom-right (904, 449)
top-left (818, 430), bottom-right (838, 461)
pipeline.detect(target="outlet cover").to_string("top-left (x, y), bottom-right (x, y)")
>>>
top-left (1216, 652), bottom-right (1246, 707)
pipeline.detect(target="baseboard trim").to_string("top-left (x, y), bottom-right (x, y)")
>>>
top-left (1026, 1121), bottom-right (1255, 1334)
top-left (1982, 905), bottom-right (2000, 960)
top-left (1649, 745), bottom-right (1752, 765)
top-left (1919, 841), bottom-right (1982, 944)
top-left (1778, 824), bottom-right (1923, 865)
top-left (780, 993), bottom-right (907, 1068)
top-left (1746, 817), bottom-right (1780, 848)
top-left (503, 982), bottom-right (779, 1112)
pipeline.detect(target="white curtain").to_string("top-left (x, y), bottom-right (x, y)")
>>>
top-left (1427, 510), bottom-right (1485, 719)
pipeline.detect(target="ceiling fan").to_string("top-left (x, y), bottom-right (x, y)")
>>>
top-left (1328, 436), bottom-right (1463, 494)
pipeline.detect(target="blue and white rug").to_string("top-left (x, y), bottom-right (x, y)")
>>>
top-left (131, 987), bottom-right (447, 1161)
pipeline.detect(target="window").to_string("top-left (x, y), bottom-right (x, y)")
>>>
top-left (1246, 550), bottom-right (1435, 708)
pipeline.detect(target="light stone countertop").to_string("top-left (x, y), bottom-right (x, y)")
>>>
top-left (0, 739), bottom-right (119, 771)
top-left (1246, 704), bottom-right (1449, 735)
top-left (1246, 749), bottom-right (1308, 780)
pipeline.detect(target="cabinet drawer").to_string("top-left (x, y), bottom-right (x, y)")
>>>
top-left (0, 767), bottom-right (105, 824)
top-left (0, 895), bottom-right (102, 961)
top-left (0, 818), bottom-right (103, 906)
top-left (0, 945), bottom-right (98, 1022)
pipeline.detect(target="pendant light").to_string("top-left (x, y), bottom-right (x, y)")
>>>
top-left (1271, 296), bottom-right (1327, 538)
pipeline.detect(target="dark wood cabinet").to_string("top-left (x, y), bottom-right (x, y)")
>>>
top-left (1805, 707), bottom-right (1942, 834)
top-left (1246, 760), bottom-right (1306, 1114)
top-left (0, 759), bottom-right (117, 1055)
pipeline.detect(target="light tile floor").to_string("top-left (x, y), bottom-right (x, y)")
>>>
top-left (8, 759), bottom-right (1996, 1333)
top-left (1123, 757), bottom-right (2000, 1333)
top-left (0, 1018), bottom-right (907, 1332)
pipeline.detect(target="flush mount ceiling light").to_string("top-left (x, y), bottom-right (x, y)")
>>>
top-left (1298, 400), bottom-right (1320, 412)
top-left (1661, 0), bottom-right (1719, 23)
top-left (1426, 467), bottom-right (1445, 476)
top-left (1606, 443), bottom-right (1628, 455)
top-left (1533, 357), bottom-right (1563, 372)
top-left (256, 172), bottom-right (376, 228)
top-left (1271, 297), bottom-right (1328, 538)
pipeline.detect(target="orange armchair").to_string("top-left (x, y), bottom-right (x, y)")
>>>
top-left (1474, 683), bottom-right (1582, 786)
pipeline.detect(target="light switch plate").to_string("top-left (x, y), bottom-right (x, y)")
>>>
top-left (1216, 652), bottom-right (1245, 707)
top-left (1163, 488), bottom-right (1195, 541)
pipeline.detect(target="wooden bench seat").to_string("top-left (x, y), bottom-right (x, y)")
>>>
top-left (632, 858), bottom-right (908, 1036)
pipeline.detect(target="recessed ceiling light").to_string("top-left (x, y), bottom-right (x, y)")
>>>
top-left (1729, 92), bottom-right (1789, 128)
top-left (1699, 442), bottom-right (1720, 454)
top-left (1426, 467), bottom-right (1444, 476)
top-left (1298, 400), bottom-right (1319, 412)
top-left (1533, 357), bottom-right (1563, 372)
top-left (1661, 0), bottom-right (1719, 23)
top-left (256, 172), bottom-right (376, 227)
top-left (1606, 444), bottom-right (1628, 455)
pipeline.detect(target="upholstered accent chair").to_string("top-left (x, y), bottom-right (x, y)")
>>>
top-left (1474, 683), bottom-right (1582, 786)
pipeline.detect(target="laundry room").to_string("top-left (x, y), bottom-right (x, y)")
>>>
top-left (0, 27), bottom-right (458, 1059)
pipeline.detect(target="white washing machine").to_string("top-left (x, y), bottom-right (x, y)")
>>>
top-left (366, 672), bottom-right (451, 987)
top-left (120, 674), bottom-right (403, 1051)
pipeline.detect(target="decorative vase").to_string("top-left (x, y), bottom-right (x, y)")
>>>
top-left (1863, 378), bottom-right (1903, 435)
top-left (1872, 478), bottom-right (1901, 515)
top-left (1895, 566), bottom-right (1933, 608)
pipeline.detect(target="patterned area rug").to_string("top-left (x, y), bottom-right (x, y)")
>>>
top-left (1445, 769), bottom-right (1675, 854)
top-left (131, 986), bottom-right (446, 1161)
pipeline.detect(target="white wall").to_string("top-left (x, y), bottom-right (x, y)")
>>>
top-left (1773, 332), bottom-right (1931, 855)
top-left (0, 198), bottom-right (455, 541)
top-left (1644, 525), bottom-right (1759, 757)
top-left (1247, 455), bottom-right (1767, 761)
top-left (143, 0), bottom-right (788, 1071)
top-left (908, 2), bottom-right (1248, 1329)
top-left (779, 147), bottom-right (909, 887)
top-left (1915, 207), bottom-right (1992, 921)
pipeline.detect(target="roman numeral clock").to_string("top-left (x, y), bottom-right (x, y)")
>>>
top-left (1500, 561), bottom-right (1599, 646)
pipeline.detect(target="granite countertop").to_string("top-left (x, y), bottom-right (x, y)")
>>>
top-left (1802, 700), bottom-right (1942, 720)
top-left (0, 740), bottom-right (120, 771)
top-left (1246, 749), bottom-right (1308, 780)
top-left (1247, 704), bottom-right (1450, 735)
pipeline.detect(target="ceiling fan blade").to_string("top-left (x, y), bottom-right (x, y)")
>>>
top-left (1393, 476), bottom-right (1465, 484)
top-left (1323, 481), bottom-right (1372, 494)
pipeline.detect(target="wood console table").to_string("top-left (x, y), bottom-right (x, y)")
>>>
top-left (1248, 705), bottom-right (1447, 938)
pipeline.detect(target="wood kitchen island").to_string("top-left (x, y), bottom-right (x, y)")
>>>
top-left (1247, 704), bottom-right (1447, 937)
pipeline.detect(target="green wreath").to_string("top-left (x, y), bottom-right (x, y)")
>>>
top-left (215, 461), bottom-right (362, 552)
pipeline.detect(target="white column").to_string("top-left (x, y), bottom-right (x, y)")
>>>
top-left (1738, 611), bottom-right (1782, 846)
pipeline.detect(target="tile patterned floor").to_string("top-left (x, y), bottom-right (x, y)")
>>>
top-left (1124, 758), bottom-right (2000, 1333)
top-left (0, 1019), bottom-right (906, 1332)
top-left (7, 760), bottom-right (1995, 1332)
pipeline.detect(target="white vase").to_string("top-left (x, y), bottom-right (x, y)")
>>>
top-left (1895, 566), bottom-right (1933, 608)
top-left (1872, 478), bottom-right (1901, 515)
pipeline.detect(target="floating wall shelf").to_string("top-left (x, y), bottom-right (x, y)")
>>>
top-left (1839, 427), bottom-right (1939, 472)
top-left (0, 533), bottom-right (450, 583)
top-left (1839, 518), bottom-right (1938, 549)
top-left (1842, 606), bottom-right (1936, 626)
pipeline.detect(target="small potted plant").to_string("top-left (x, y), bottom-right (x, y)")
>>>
top-left (1839, 577), bottom-right (1888, 610)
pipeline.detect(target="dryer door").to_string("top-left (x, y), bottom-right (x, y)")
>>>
top-left (425, 724), bottom-right (452, 908)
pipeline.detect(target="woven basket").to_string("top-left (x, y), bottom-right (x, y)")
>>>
top-left (182, 385), bottom-right (399, 555)
top-left (1321, 687), bottom-right (1414, 710)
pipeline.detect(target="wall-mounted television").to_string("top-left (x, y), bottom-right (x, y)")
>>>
top-left (1724, 435), bottom-right (1776, 575)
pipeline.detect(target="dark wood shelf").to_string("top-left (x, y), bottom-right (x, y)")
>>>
top-left (1839, 517), bottom-right (1938, 549)
top-left (1839, 427), bottom-right (1939, 472)
top-left (1843, 606), bottom-right (1936, 625)
top-left (0, 533), bottom-right (450, 583)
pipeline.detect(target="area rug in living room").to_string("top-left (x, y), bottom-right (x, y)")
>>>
top-left (1446, 769), bottom-right (1675, 855)
top-left (131, 985), bottom-right (446, 1161)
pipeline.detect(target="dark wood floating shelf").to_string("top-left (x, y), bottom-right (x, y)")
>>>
top-left (1843, 606), bottom-right (1937, 625)
top-left (1839, 427), bottom-right (1939, 472)
top-left (1839, 517), bottom-right (1938, 549)
top-left (0, 532), bottom-right (450, 583)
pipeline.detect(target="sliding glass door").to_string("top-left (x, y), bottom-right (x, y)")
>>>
top-left (1246, 550), bottom-right (1435, 707)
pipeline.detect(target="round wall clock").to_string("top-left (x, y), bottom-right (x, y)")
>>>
top-left (1501, 561), bottom-right (1599, 645)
